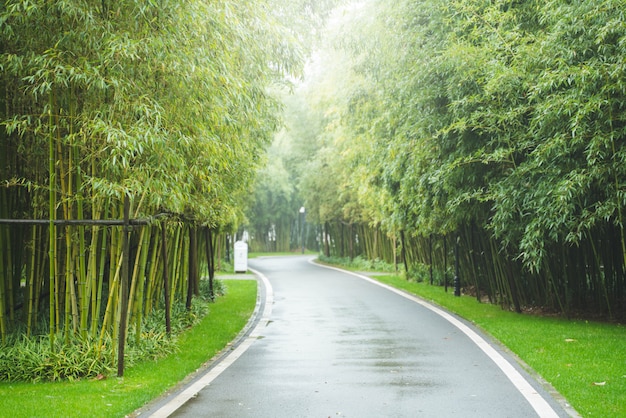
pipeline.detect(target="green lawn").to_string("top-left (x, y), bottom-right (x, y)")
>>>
top-left (372, 274), bottom-right (626, 418)
top-left (0, 278), bottom-right (258, 418)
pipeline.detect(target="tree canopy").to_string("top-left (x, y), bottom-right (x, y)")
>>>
top-left (273, 0), bottom-right (626, 318)
top-left (0, 0), bottom-right (338, 378)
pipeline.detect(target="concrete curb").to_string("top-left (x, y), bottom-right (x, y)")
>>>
top-left (130, 271), bottom-right (272, 417)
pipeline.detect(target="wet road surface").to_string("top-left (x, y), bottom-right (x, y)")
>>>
top-left (150, 256), bottom-right (574, 417)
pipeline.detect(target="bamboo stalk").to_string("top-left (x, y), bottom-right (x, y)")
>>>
top-left (117, 195), bottom-right (130, 377)
top-left (99, 214), bottom-right (123, 348)
top-left (34, 224), bottom-right (47, 333)
top-left (69, 246), bottom-right (80, 333)
top-left (5, 218), bottom-right (14, 325)
top-left (186, 226), bottom-right (197, 310)
top-left (57, 111), bottom-right (71, 338)
top-left (91, 212), bottom-right (108, 335)
top-left (48, 88), bottom-right (56, 347)
top-left (83, 224), bottom-right (97, 339)
top-left (490, 237), bottom-right (512, 309)
top-left (64, 225), bottom-right (72, 342)
top-left (480, 234), bottom-right (497, 304)
top-left (607, 93), bottom-right (626, 315)
top-left (169, 226), bottom-right (182, 302)
top-left (76, 162), bottom-right (88, 337)
top-left (179, 226), bottom-right (190, 302)
top-left (133, 226), bottom-right (151, 345)
top-left (0, 59), bottom-right (5, 342)
top-left (128, 226), bottom-right (147, 324)
top-left (589, 232), bottom-right (612, 318)
top-left (26, 225), bottom-right (37, 336)
top-left (207, 228), bottom-right (215, 299)
top-left (0, 186), bottom-right (8, 342)
top-left (161, 223), bottom-right (171, 336)
top-left (465, 224), bottom-right (481, 302)
top-left (0, 224), bottom-right (6, 342)
top-left (144, 226), bottom-right (161, 316)
top-left (88, 132), bottom-right (99, 338)
top-left (112, 226), bottom-right (124, 351)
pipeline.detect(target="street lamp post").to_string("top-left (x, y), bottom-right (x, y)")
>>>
top-left (299, 206), bottom-right (305, 254)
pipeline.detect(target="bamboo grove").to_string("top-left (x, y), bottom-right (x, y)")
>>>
top-left (0, 0), bottom-right (321, 377)
top-left (261, 0), bottom-right (626, 320)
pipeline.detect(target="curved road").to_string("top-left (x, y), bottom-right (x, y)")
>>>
top-left (148, 256), bottom-right (575, 418)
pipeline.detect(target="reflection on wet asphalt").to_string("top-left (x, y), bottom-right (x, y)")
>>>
top-left (169, 256), bottom-right (571, 418)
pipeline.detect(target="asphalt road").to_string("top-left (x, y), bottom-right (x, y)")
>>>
top-left (147, 255), bottom-right (575, 418)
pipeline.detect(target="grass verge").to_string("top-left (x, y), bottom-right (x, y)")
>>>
top-left (372, 274), bottom-right (625, 418)
top-left (0, 278), bottom-right (258, 418)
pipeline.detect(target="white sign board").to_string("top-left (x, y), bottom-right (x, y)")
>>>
top-left (234, 241), bottom-right (248, 273)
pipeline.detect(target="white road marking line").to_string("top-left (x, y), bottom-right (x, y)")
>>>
top-left (149, 269), bottom-right (273, 418)
top-left (314, 260), bottom-right (561, 418)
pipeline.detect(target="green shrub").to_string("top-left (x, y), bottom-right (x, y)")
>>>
top-left (318, 255), bottom-right (396, 272)
top-left (198, 278), bottom-right (227, 302)
top-left (0, 290), bottom-right (220, 383)
top-left (406, 262), bottom-right (448, 285)
top-left (0, 335), bottom-right (115, 382)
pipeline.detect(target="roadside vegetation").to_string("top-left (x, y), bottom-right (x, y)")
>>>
top-left (0, 278), bottom-right (226, 382)
top-left (0, 0), bottom-right (337, 385)
top-left (3, 1), bottom-right (626, 416)
top-left (248, 0), bottom-right (626, 322)
top-left (321, 256), bottom-right (625, 418)
top-left (318, 255), bottom-right (397, 273)
top-left (0, 278), bottom-right (257, 418)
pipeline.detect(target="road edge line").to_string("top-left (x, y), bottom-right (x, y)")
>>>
top-left (148, 269), bottom-right (273, 418)
top-left (312, 260), bottom-right (561, 418)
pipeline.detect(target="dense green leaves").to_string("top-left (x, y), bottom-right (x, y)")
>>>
top-left (2, 0), bottom-right (302, 223)
top-left (282, 0), bottom-right (626, 317)
top-left (0, 0), bottom-right (318, 374)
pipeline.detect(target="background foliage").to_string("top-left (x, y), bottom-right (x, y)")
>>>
top-left (269, 0), bottom-right (626, 319)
